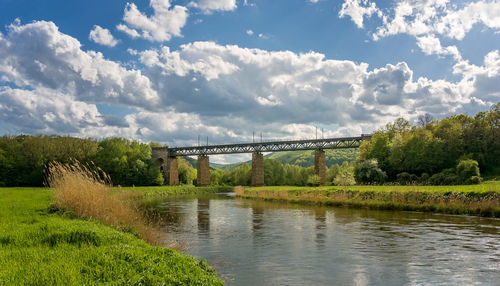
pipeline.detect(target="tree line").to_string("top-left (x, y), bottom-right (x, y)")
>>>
top-left (356, 102), bottom-right (499, 185)
top-left (0, 136), bottom-right (163, 187)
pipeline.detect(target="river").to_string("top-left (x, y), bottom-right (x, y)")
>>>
top-left (157, 193), bottom-right (499, 285)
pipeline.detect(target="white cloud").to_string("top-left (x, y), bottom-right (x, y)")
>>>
top-left (89, 25), bottom-right (118, 47)
top-left (133, 41), bottom-right (498, 138)
top-left (339, 0), bottom-right (381, 28)
top-left (189, 0), bottom-right (237, 13)
top-left (117, 0), bottom-right (188, 42)
top-left (0, 20), bottom-right (159, 109)
top-left (1, 21), bottom-right (498, 151)
top-left (341, 0), bottom-right (500, 61)
top-left (246, 29), bottom-right (254, 35)
top-left (0, 87), bottom-right (103, 134)
top-left (416, 35), bottom-right (461, 60)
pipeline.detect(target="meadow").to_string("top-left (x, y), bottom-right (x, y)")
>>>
top-left (236, 181), bottom-right (500, 217)
top-left (0, 180), bottom-right (223, 285)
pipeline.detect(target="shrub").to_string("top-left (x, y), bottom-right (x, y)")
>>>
top-left (334, 165), bottom-right (356, 187)
top-left (410, 174), bottom-right (418, 182)
top-left (456, 159), bottom-right (481, 184)
top-left (396, 172), bottom-right (411, 185)
top-left (306, 174), bottom-right (321, 186)
top-left (429, 168), bottom-right (460, 185)
top-left (467, 176), bottom-right (482, 185)
top-left (354, 159), bottom-right (387, 184)
top-left (419, 173), bottom-right (430, 184)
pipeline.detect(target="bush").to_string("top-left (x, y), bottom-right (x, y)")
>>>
top-left (429, 168), bottom-right (460, 185)
top-left (306, 175), bottom-right (321, 186)
top-left (396, 172), bottom-right (411, 185)
top-left (354, 159), bottom-right (387, 184)
top-left (456, 159), bottom-right (481, 184)
top-left (467, 176), bottom-right (482, 185)
top-left (419, 173), bottom-right (430, 184)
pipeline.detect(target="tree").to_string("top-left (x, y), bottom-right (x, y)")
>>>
top-left (178, 158), bottom-right (196, 185)
top-left (306, 174), bottom-right (321, 186)
top-left (264, 159), bottom-right (285, 186)
top-left (334, 162), bottom-right (356, 187)
top-left (354, 159), bottom-right (387, 184)
top-left (456, 159), bottom-right (480, 184)
top-left (417, 113), bottom-right (433, 127)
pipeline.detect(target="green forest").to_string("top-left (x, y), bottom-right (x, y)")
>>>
top-left (0, 102), bottom-right (498, 187)
top-left (357, 102), bottom-right (499, 185)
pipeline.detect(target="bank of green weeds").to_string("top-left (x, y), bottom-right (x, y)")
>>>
top-left (0, 188), bottom-right (223, 285)
top-left (236, 181), bottom-right (500, 217)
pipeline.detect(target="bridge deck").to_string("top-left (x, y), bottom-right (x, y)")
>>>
top-left (157, 135), bottom-right (371, 156)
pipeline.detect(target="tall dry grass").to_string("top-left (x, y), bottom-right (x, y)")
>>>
top-left (46, 161), bottom-right (169, 247)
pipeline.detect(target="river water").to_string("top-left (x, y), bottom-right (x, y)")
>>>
top-left (158, 193), bottom-right (499, 285)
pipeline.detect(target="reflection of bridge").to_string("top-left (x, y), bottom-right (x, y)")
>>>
top-left (152, 135), bottom-right (372, 187)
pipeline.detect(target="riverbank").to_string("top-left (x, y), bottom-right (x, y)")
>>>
top-left (0, 187), bottom-right (223, 285)
top-left (235, 181), bottom-right (500, 217)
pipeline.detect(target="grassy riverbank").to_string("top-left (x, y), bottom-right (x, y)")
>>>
top-left (121, 185), bottom-right (233, 197)
top-left (236, 181), bottom-right (500, 217)
top-left (0, 187), bottom-right (223, 285)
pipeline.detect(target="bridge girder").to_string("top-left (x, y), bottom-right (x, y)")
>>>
top-left (156, 135), bottom-right (371, 157)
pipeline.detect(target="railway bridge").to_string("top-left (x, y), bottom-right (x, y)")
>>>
top-left (152, 135), bottom-right (372, 187)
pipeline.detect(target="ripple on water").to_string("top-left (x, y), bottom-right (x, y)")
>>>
top-left (159, 195), bottom-right (500, 286)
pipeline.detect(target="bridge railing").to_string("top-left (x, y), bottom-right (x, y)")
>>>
top-left (157, 134), bottom-right (372, 156)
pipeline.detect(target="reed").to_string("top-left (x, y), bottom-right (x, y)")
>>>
top-left (46, 161), bottom-right (166, 246)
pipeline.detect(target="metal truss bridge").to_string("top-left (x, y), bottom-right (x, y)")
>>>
top-left (162, 134), bottom-right (372, 156)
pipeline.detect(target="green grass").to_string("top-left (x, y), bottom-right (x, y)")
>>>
top-left (245, 181), bottom-right (500, 193)
top-left (237, 181), bottom-right (500, 217)
top-left (120, 185), bottom-right (233, 196)
top-left (0, 187), bottom-right (223, 285)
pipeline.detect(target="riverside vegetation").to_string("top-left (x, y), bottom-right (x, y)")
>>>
top-left (0, 162), bottom-right (223, 285)
top-left (235, 181), bottom-right (500, 217)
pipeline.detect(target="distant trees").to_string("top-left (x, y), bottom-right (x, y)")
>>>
top-left (0, 135), bottom-right (162, 187)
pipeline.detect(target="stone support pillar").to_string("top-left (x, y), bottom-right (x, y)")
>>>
top-left (197, 155), bottom-right (210, 186)
top-left (166, 156), bottom-right (179, 186)
top-left (251, 152), bottom-right (264, 186)
top-left (314, 149), bottom-right (326, 186)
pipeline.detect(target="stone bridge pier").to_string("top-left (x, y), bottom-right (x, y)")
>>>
top-left (151, 148), bottom-right (179, 185)
top-left (251, 152), bottom-right (264, 186)
top-left (197, 155), bottom-right (210, 186)
top-left (314, 149), bottom-right (326, 186)
top-left (167, 156), bottom-right (179, 185)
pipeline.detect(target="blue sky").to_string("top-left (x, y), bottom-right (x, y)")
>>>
top-left (0, 0), bottom-right (499, 163)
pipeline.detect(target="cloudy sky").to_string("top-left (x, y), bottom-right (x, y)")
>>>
top-left (0, 0), bottom-right (499, 163)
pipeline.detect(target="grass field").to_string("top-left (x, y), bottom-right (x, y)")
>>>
top-left (0, 187), bottom-right (223, 285)
top-left (237, 181), bottom-right (500, 217)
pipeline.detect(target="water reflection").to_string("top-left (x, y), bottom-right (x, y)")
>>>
top-left (313, 208), bottom-right (326, 249)
top-left (158, 194), bottom-right (500, 286)
top-left (197, 197), bottom-right (210, 236)
top-left (252, 206), bottom-right (264, 237)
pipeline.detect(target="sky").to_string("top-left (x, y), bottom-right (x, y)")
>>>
top-left (0, 0), bottom-right (499, 163)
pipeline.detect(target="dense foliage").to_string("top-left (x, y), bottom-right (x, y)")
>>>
top-left (0, 136), bottom-right (163, 187)
top-left (358, 102), bottom-right (500, 184)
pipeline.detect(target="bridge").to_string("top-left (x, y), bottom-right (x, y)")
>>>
top-left (152, 134), bottom-right (372, 187)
